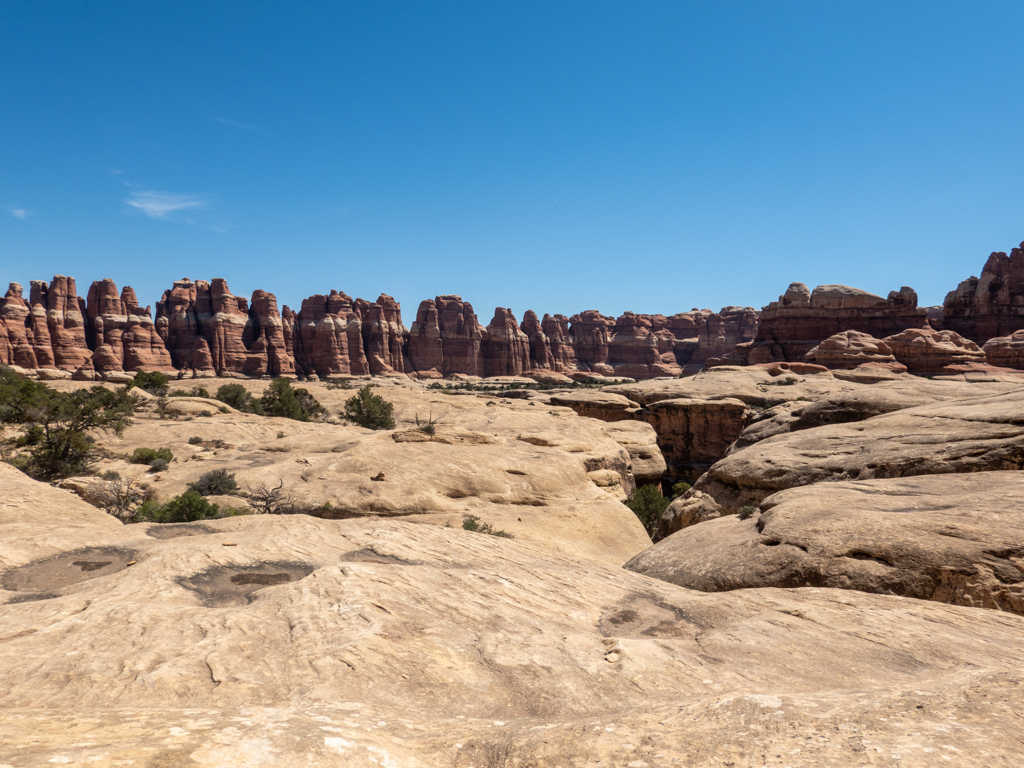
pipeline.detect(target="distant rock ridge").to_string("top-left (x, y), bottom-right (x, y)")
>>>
top-left (0, 276), bottom-right (758, 381)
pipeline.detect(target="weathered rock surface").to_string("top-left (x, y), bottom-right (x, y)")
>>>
top-left (883, 326), bottom-right (987, 374)
top-left (984, 328), bottom-right (1024, 370)
top-left (4, 459), bottom-right (1024, 766)
top-left (628, 472), bottom-right (1024, 615)
top-left (805, 329), bottom-right (901, 369)
top-left (690, 386), bottom-right (1024, 520)
top-left (79, 379), bottom-right (652, 566)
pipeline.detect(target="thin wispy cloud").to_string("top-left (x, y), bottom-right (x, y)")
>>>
top-left (9, 207), bottom-right (30, 220)
top-left (125, 190), bottom-right (206, 221)
top-left (211, 116), bottom-right (267, 133)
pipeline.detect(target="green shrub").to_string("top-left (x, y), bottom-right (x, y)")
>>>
top-left (671, 482), bottom-right (691, 498)
top-left (461, 514), bottom-right (513, 538)
top-left (215, 383), bottom-right (264, 415)
top-left (136, 491), bottom-right (219, 523)
top-left (626, 484), bottom-right (670, 540)
top-left (737, 505), bottom-right (758, 520)
top-left (0, 367), bottom-right (135, 480)
top-left (344, 385), bottom-right (395, 430)
top-left (187, 469), bottom-right (238, 496)
top-left (127, 371), bottom-right (169, 396)
top-left (260, 378), bottom-right (324, 422)
top-left (128, 447), bottom-right (173, 465)
top-left (187, 436), bottom-right (203, 445)
top-left (148, 458), bottom-right (169, 473)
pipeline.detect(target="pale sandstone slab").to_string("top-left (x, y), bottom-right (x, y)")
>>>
top-left (629, 472), bottom-right (1024, 614)
top-left (2, 504), bottom-right (1024, 765)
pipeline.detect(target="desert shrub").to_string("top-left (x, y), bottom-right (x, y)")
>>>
top-left (0, 367), bottom-right (135, 480)
top-left (136, 491), bottom-right (219, 524)
top-left (169, 386), bottom-right (211, 398)
top-left (148, 458), bottom-right (169, 473)
top-left (626, 484), bottom-right (670, 540)
top-left (127, 371), bottom-right (169, 396)
top-left (187, 469), bottom-right (238, 496)
top-left (276, 431), bottom-right (285, 439)
top-left (215, 383), bottom-right (264, 415)
top-left (260, 378), bottom-right (324, 422)
top-left (244, 480), bottom-right (292, 515)
top-left (343, 385), bottom-right (395, 430)
top-left (187, 436), bottom-right (203, 445)
top-left (415, 412), bottom-right (438, 435)
top-left (198, 410), bottom-right (212, 417)
top-left (129, 447), bottom-right (173, 465)
top-left (737, 505), bottom-right (758, 520)
top-left (671, 482), bottom-right (691, 498)
top-left (95, 474), bottom-right (152, 522)
top-left (461, 514), bottom-right (513, 538)
top-left (324, 379), bottom-right (353, 390)
top-left (99, 469), bottom-right (121, 481)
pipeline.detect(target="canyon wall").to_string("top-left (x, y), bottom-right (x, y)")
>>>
top-left (0, 276), bottom-right (758, 381)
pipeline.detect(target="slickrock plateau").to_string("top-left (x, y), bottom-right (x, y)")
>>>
top-left (5, 461), bottom-right (1024, 766)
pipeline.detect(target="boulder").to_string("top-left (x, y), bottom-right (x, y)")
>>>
top-left (883, 327), bottom-right (986, 374)
top-left (805, 330), bottom-right (899, 369)
top-left (983, 328), bottom-right (1024, 370)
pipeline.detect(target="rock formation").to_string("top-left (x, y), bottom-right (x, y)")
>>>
top-left (882, 327), bottom-right (987, 374)
top-left (482, 307), bottom-right (531, 376)
top-left (85, 280), bottom-right (175, 375)
top-left (983, 329), bottom-right (1024, 369)
top-left (726, 282), bottom-right (927, 367)
top-left (943, 243), bottom-right (1024, 343)
top-left (287, 290), bottom-right (368, 377)
top-left (805, 330), bottom-right (901, 369)
top-left (569, 309), bottom-right (615, 376)
top-left (0, 283), bottom-right (36, 369)
top-left (627, 472), bottom-right (1024, 614)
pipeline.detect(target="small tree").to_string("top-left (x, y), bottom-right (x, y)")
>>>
top-left (344, 385), bottom-right (395, 430)
top-left (129, 447), bottom-right (173, 465)
top-left (94, 473), bottom-right (152, 522)
top-left (260, 378), bottom-right (323, 422)
top-left (215, 383), bottom-right (264, 415)
top-left (626, 484), bottom-right (671, 540)
top-left (0, 368), bottom-right (135, 480)
top-left (127, 371), bottom-right (169, 396)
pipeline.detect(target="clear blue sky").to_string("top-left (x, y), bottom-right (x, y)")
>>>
top-left (2, 1), bottom-right (1023, 322)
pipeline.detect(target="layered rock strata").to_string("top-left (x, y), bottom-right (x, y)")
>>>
top-left (943, 243), bottom-right (1024, 343)
top-left (725, 283), bottom-right (927, 367)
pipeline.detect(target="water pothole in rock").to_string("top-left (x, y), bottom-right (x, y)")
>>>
top-left (338, 548), bottom-right (416, 565)
top-left (0, 547), bottom-right (137, 594)
top-left (179, 561), bottom-right (315, 606)
top-left (146, 523), bottom-right (219, 540)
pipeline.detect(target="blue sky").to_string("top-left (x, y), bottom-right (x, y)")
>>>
top-left (2, 1), bottom-right (1023, 321)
